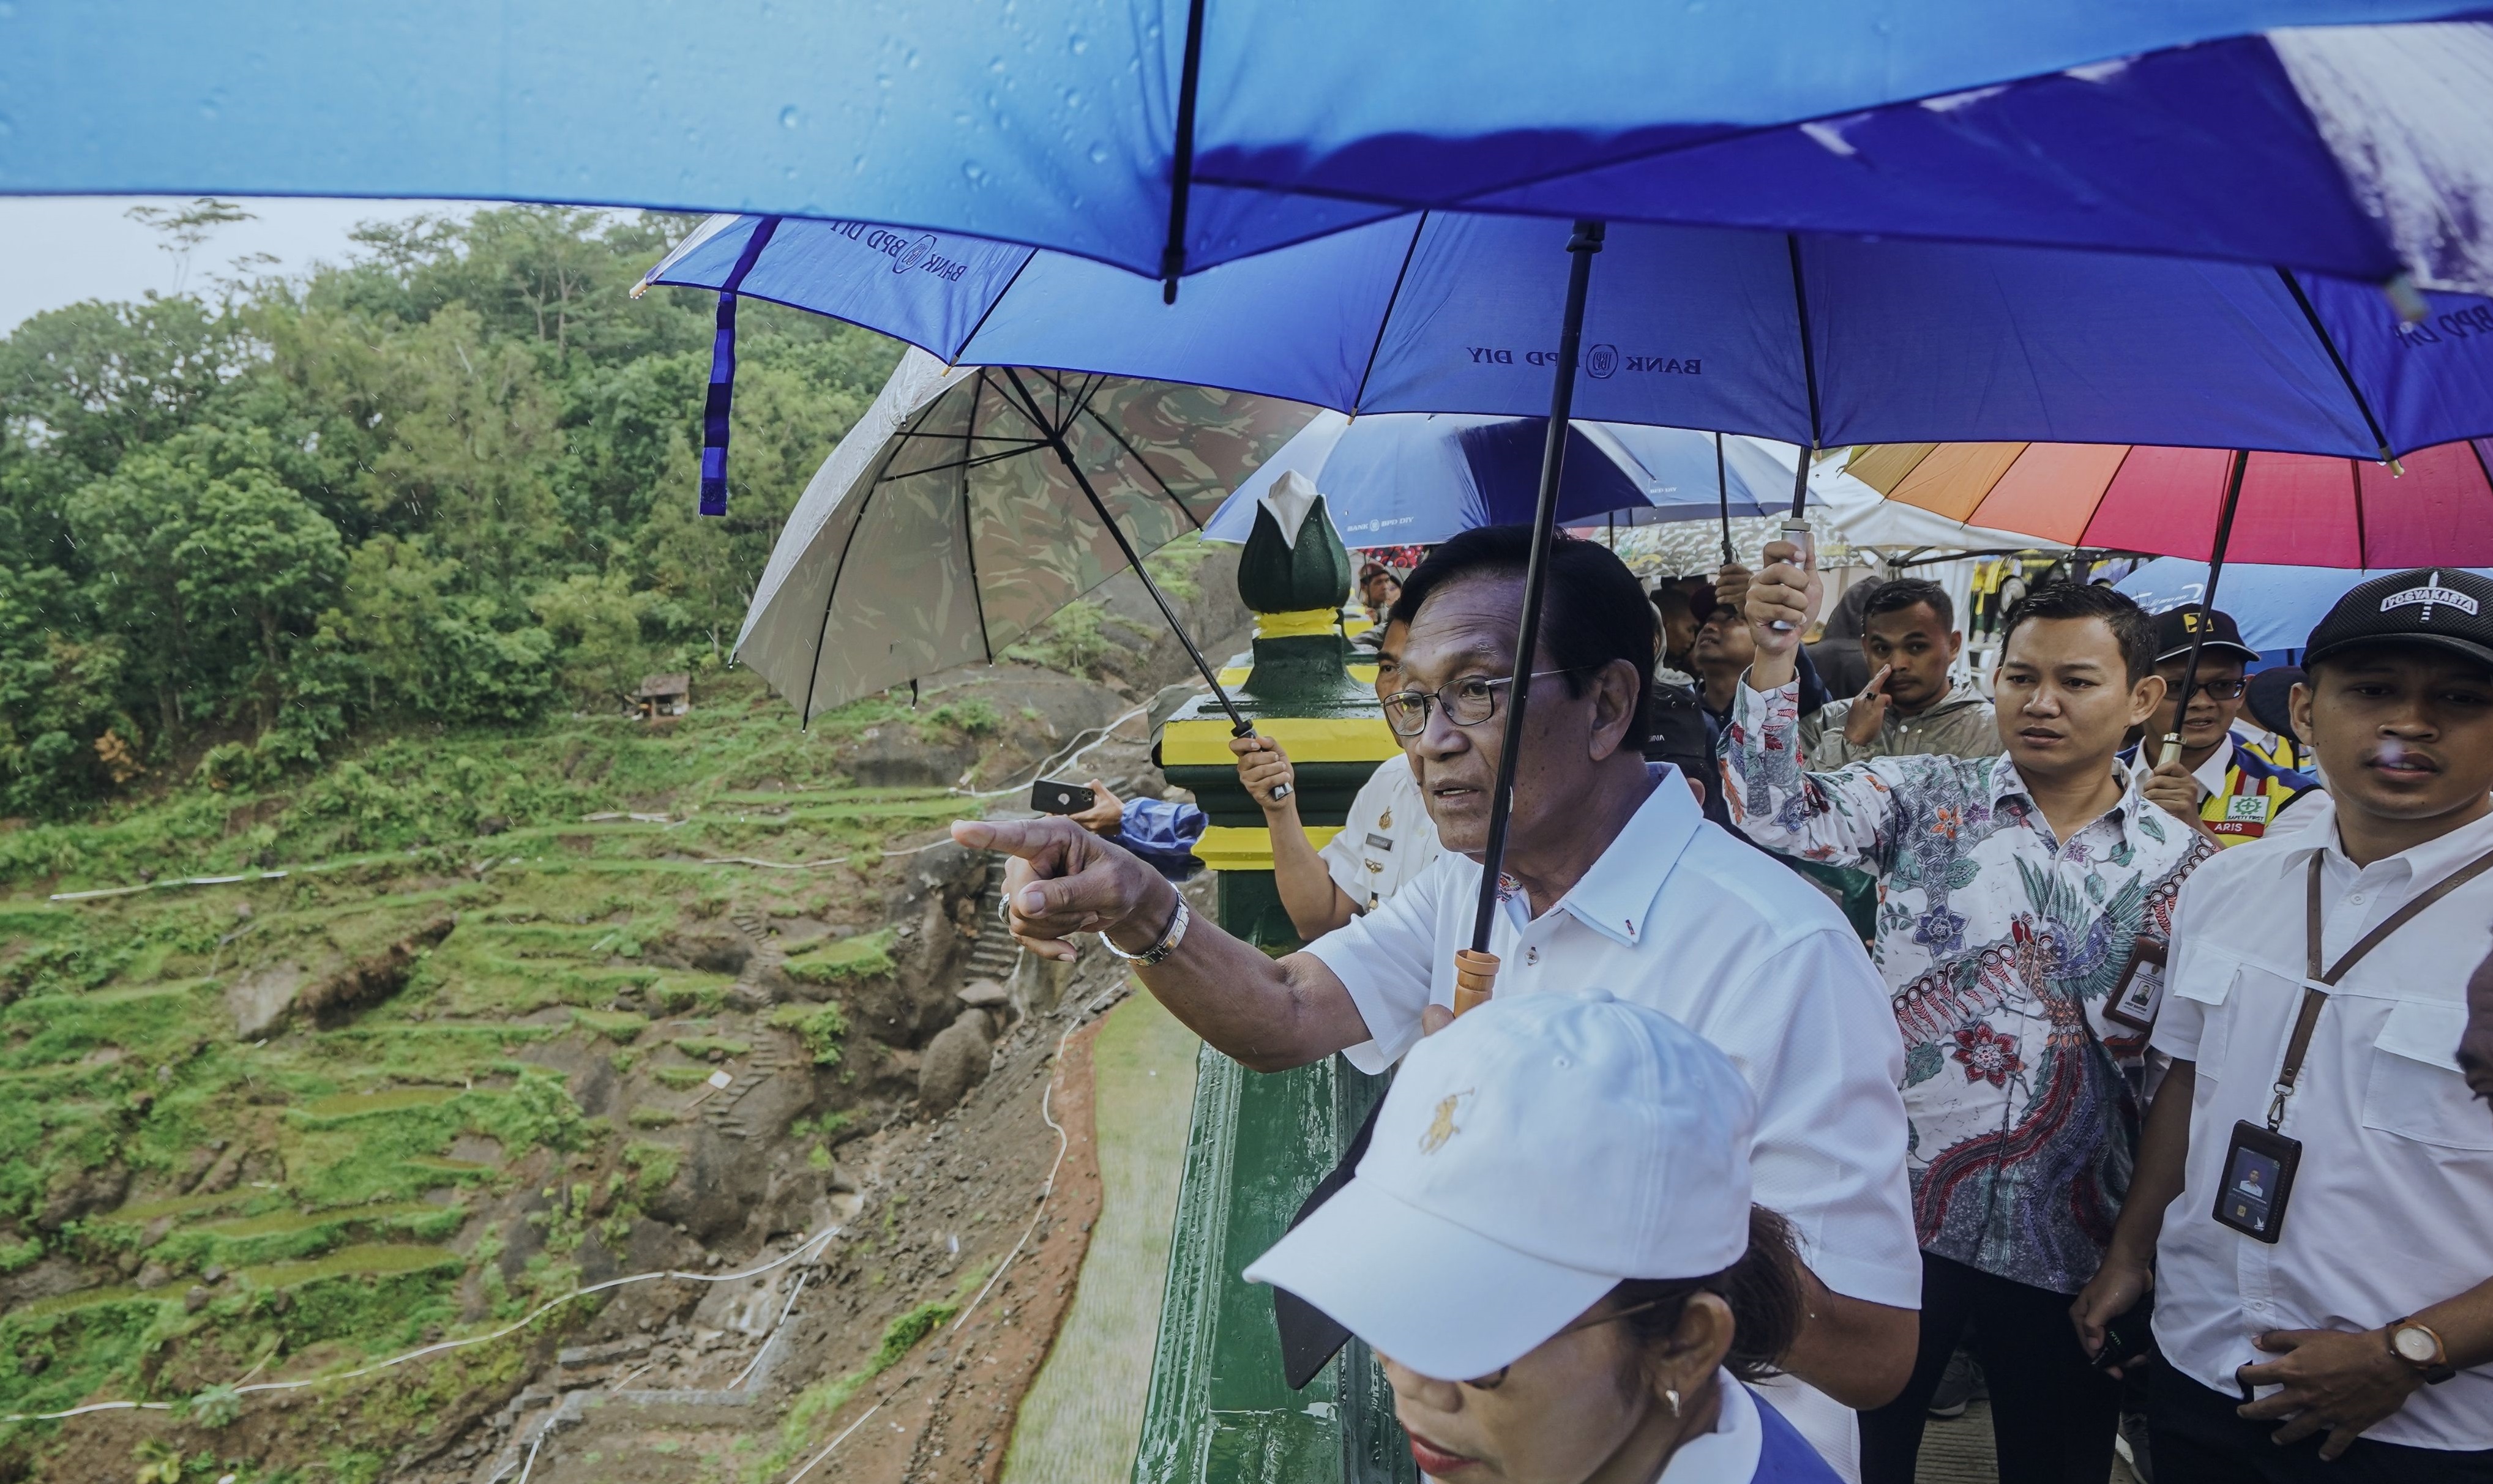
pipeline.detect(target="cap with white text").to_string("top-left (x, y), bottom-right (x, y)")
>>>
top-left (2304, 568), bottom-right (2493, 670)
top-left (2151, 606), bottom-right (2257, 665)
top-left (1241, 990), bottom-right (1755, 1383)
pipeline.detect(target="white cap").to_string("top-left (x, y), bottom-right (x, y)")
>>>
top-left (1243, 989), bottom-right (1755, 1382)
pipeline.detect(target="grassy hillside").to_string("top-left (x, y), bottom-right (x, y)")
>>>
top-left (0, 666), bottom-right (1060, 1482)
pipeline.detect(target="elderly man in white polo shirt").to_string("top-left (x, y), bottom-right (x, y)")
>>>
top-left (2074, 569), bottom-right (2493, 1482)
top-left (955, 526), bottom-right (1919, 1478)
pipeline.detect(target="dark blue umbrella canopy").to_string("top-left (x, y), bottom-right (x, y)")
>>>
top-left (4, 2), bottom-right (2490, 289)
top-left (643, 209), bottom-right (2493, 460)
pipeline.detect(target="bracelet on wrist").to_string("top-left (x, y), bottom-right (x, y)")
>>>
top-left (1100, 894), bottom-right (1189, 967)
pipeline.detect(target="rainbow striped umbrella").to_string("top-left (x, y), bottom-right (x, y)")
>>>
top-left (1844, 440), bottom-right (2493, 569)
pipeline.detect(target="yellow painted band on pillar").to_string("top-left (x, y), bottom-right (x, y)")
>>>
top-left (1217, 665), bottom-right (1376, 687)
top-left (1195, 824), bottom-right (1342, 873)
top-left (1163, 715), bottom-right (1399, 766)
top-left (1254, 608), bottom-right (1345, 639)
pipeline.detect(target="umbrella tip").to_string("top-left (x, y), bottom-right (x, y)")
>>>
top-left (629, 280), bottom-right (649, 300)
top-left (2383, 272), bottom-right (2429, 325)
top-left (1161, 277), bottom-right (1178, 306)
top-left (2380, 445), bottom-right (2405, 477)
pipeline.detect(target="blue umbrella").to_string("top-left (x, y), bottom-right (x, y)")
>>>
top-left (1198, 414), bottom-right (1784, 548)
top-left (6, 3), bottom-right (2489, 292)
top-left (2117, 557), bottom-right (2493, 650)
top-left (646, 209), bottom-right (2493, 463)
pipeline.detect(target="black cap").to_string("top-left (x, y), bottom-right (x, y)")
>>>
top-left (2304, 568), bottom-right (2493, 669)
top-left (2151, 606), bottom-right (2258, 663)
top-left (2244, 666), bottom-right (2304, 742)
top-left (1645, 683), bottom-right (1713, 770)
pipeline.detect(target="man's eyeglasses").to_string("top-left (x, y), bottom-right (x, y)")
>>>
top-left (1380, 670), bottom-right (1575, 738)
top-left (1457, 1298), bottom-right (1666, 1389)
top-left (2172, 677), bottom-right (2248, 703)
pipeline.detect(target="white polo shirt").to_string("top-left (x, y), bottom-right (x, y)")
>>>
top-left (2151, 797), bottom-right (2493, 1450)
top-left (1318, 751), bottom-right (1441, 911)
top-left (1304, 771), bottom-right (1918, 1480)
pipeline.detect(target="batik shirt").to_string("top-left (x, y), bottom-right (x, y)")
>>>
top-left (1721, 678), bottom-right (2213, 1293)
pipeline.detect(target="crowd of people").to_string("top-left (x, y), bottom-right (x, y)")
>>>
top-left (952, 528), bottom-right (2493, 1484)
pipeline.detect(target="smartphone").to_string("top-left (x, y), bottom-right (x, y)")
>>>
top-left (1031, 780), bottom-right (1097, 816)
top-left (2092, 1294), bottom-right (2155, 1371)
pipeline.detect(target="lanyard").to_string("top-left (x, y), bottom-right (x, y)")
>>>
top-left (2268, 847), bottom-right (2493, 1130)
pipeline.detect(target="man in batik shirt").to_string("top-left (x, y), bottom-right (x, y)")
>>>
top-left (1723, 557), bottom-right (2214, 1484)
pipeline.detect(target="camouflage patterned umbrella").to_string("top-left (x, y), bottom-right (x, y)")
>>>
top-left (736, 348), bottom-right (1320, 725)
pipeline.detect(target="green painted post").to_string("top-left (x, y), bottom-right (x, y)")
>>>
top-left (1136, 498), bottom-right (1415, 1484)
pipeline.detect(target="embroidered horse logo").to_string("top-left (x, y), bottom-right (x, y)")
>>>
top-left (1419, 1090), bottom-right (1474, 1154)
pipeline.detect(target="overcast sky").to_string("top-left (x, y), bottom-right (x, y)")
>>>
top-left (0, 195), bottom-right (479, 334)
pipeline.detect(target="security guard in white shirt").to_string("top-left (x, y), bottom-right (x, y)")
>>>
top-left (2074, 569), bottom-right (2493, 1482)
top-left (957, 528), bottom-right (1921, 1481)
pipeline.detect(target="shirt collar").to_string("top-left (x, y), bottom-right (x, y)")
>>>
top-left (1653, 1372), bottom-right (1759, 1484)
top-left (1987, 753), bottom-right (2144, 836)
top-left (1504, 767), bottom-right (1704, 949)
top-left (2280, 793), bottom-right (2493, 883)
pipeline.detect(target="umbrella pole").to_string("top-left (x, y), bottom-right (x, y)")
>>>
top-left (1044, 442), bottom-right (1256, 738)
top-left (1459, 220), bottom-right (1605, 1013)
top-left (1716, 430), bottom-right (1733, 567)
top-left (993, 365), bottom-right (1256, 737)
top-left (2158, 448), bottom-right (2251, 768)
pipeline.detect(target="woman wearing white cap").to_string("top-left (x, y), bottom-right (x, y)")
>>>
top-left (1247, 990), bottom-right (1839, 1484)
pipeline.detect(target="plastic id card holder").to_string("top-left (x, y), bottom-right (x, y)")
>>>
top-left (2213, 1120), bottom-right (2301, 1244)
top-left (2103, 936), bottom-right (2167, 1032)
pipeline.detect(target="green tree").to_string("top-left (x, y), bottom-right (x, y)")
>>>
top-left (67, 425), bottom-right (343, 748)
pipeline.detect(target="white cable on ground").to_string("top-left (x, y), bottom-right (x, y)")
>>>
top-left (727, 1270), bottom-right (813, 1391)
top-left (946, 985), bottom-right (1122, 1337)
top-left (0, 1228), bottom-right (840, 1424)
top-left (959, 699), bottom-right (1159, 800)
top-left (45, 698), bottom-right (1167, 901)
top-left (513, 1430), bottom-right (547, 1484)
top-left (783, 1399), bottom-right (884, 1484)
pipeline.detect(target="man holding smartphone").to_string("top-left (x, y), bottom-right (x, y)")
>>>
top-left (2073, 569), bottom-right (2493, 1480)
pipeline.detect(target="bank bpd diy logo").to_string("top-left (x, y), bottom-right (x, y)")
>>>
top-left (824, 222), bottom-right (974, 283)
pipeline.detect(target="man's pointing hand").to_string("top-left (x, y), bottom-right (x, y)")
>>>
top-left (950, 818), bottom-right (1175, 964)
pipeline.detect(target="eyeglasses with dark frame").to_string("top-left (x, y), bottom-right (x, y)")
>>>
top-left (2169, 677), bottom-right (2249, 703)
top-left (1380, 669), bottom-right (1579, 738)
top-left (1456, 1297), bottom-right (1669, 1390)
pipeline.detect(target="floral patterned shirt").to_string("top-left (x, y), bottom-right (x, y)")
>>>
top-left (1721, 678), bottom-right (2212, 1293)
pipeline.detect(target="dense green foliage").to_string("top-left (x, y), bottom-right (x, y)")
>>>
top-left (0, 206), bottom-right (901, 818)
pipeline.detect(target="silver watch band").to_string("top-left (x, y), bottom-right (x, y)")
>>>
top-left (1099, 897), bottom-right (1189, 966)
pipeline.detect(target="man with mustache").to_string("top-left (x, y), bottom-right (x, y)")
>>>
top-left (954, 527), bottom-right (1919, 1479)
top-left (1723, 557), bottom-right (2212, 1484)
top-left (2074, 569), bottom-right (2493, 1482)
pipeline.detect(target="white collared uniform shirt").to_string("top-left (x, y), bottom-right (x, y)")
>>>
top-left (2152, 797), bottom-right (2493, 1450)
top-left (1304, 773), bottom-right (1918, 1482)
top-left (1318, 751), bottom-right (1440, 911)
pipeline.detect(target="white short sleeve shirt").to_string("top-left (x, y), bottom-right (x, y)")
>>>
top-left (1301, 772), bottom-right (1920, 1480)
top-left (1317, 751), bottom-right (1441, 911)
top-left (2151, 797), bottom-right (2493, 1451)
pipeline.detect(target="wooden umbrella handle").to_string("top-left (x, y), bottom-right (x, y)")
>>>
top-left (1452, 949), bottom-right (1500, 1018)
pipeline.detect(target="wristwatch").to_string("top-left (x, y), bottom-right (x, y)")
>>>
top-left (1099, 897), bottom-right (1189, 967)
top-left (2388, 1319), bottom-right (2458, 1385)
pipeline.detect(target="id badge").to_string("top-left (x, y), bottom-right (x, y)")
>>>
top-left (2103, 936), bottom-right (2168, 1032)
top-left (2212, 1120), bottom-right (2301, 1244)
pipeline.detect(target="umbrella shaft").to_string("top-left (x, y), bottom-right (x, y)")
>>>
top-left (2160, 448), bottom-right (2251, 767)
top-left (1470, 220), bottom-right (1605, 956)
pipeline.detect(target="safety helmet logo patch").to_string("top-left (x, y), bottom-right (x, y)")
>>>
top-left (1419, 1089), bottom-right (1473, 1155)
top-left (2381, 571), bottom-right (2480, 622)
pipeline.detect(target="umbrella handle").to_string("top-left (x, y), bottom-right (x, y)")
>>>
top-left (1452, 949), bottom-right (1499, 1017)
top-left (1767, 518), bottom-right (1815, 633)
